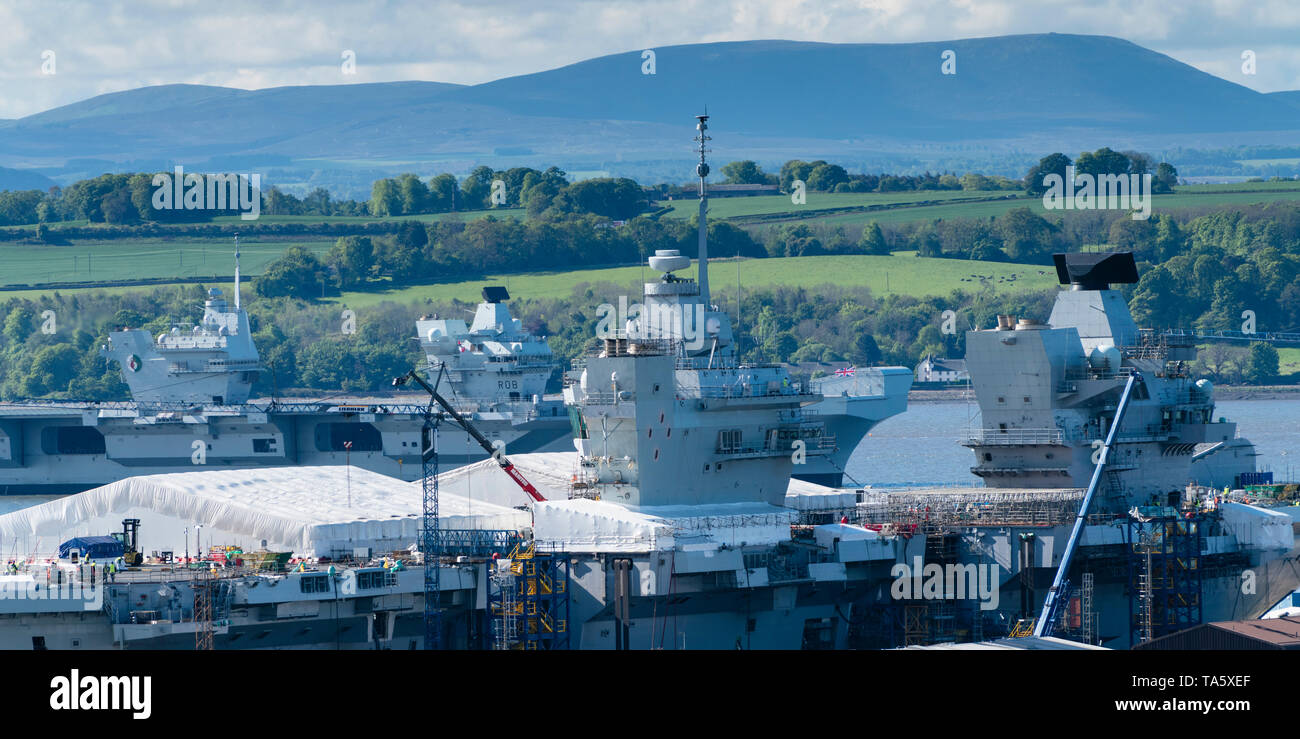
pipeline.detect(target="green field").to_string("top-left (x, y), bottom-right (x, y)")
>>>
top-left (323, 252), bottom-right (1059, 309)
top-left (0, 238), bottom-right (334, 286)
top-left (208, 208), bottom-right (524, 225)
top-left (1279, 347), bottom-right (1300, 376)
top-left (750, 186), bottom-right (1300, 229)
top-left (664, 190), bottom-right (1014, 220)
top-left (7, 181), bottom-right (1300, 296)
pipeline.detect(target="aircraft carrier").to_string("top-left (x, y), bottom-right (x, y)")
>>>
top-left (0, 266), bottom-right (574, 494)
top-left (0, 116), bottom-right (1294, 651)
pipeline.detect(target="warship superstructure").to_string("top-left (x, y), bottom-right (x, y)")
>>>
top-left (863, 250), bottom-right (1297, 648)
top-left (0, 254), bottom-right (571, 494)
top-left (1, 122), bottom-right (1296, 652)
top-left (963, 252), bottom-right (1256, 500)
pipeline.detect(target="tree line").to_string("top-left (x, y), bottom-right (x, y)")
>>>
top-left (0, 147), bottom-right (1180, 229)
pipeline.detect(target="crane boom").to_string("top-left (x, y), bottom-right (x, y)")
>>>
top-left (1034, 371), bottom-right (1141, 637)
top-left (395, 370), bottom-right (547, 503)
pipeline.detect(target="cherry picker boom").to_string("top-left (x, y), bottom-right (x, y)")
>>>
top-left (393, 369), bottom-right (547, 503)
top-left (1033, 371), bottom-right (1142, 638)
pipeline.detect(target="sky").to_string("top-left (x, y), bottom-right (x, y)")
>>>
top-left (1, 0), bottom-right (1298, 119)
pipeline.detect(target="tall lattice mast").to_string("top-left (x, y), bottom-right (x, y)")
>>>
top-left (694, 112), bottom-right (711, 309)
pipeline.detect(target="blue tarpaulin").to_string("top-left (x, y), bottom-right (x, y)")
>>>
top-left (58, 535), bottom-right (124, 560)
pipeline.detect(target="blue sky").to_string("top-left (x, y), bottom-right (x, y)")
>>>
top-left (1, 0), bottom-right (1297, 119)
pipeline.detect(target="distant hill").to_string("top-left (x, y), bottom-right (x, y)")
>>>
top-left (0, 167), bottom-right (57, 192)
top-left (449, 34), bottom-right (1300, 139)
top-left (1267, 90), bottom-right (1300, 110)
top-left (2, 34), bottom-right (1297, 196)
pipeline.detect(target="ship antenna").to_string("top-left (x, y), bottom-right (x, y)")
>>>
top-left (233, 233), bottom-right (241, 310)
top-left (694, 111), bottom-right (711, 309)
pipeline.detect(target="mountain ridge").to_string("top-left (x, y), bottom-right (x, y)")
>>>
top-left (1, 33), bottom-right (1296, 194)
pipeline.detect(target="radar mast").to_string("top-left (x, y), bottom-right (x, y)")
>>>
top-left (694, 112), bottom-right (711, 309)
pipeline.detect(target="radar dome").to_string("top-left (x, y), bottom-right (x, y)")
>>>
top-left (1088, 344), bottom-right (1121, 371)
top-left (648, 249), bottom-right (690, 273)
top-left (1195, 379), bottom-right (1214, 399)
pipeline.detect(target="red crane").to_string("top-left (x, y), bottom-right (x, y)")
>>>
top-left (393, 369), bottom-right (547, 503)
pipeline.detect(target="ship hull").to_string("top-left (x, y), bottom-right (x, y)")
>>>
top-left (0, 404), bottom-right (573, 495)
top-left (795, 368), bottom-right (912, 488)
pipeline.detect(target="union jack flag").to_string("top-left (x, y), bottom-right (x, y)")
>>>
top-left (835, 366), bottom-right (856, 377)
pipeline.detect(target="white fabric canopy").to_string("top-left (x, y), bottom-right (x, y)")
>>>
top-left (0, 466), bottom-right (527, 559)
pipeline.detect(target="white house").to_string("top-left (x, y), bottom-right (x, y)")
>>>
top-left (915, 354), bottom-right (968, 384)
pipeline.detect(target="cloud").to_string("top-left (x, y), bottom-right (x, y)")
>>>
top-left (0, 0), bottom-right (1295, 119)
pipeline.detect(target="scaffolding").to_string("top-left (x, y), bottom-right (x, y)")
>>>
top-left (489, 542), bottom-right (570, 650)
top-left (1079, 572), bottom-right (1097, 645)
top-left (857, 489), bottom-right (1085, 531)
top-left (491, 565), bottom-right (519, 651)
top-left (904, 603), bottom-right (930, 645)
top-left (1128, 513), bottom-right (1204, 644)
top-left (193, 569), bottom-right (214, 651)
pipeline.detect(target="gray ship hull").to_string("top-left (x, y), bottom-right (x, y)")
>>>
top-left (0, 401), bottom-right (573, 494)
top-left (796, 368), bottom-right (912, 488)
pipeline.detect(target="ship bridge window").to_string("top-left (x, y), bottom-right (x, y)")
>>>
top-left (315, 423), bottom-right (383, 453)
top-left (41, 426), bottom-right (106, 455)
top-left (253, 437), bottom-right (277, 453)
top-left (717, 429), bottom-right (742, 452)
top-left (300, 575), bottom-right (330, 594)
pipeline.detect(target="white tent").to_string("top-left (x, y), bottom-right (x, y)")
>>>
top-left (0, 466), bottom-right (528, 559)
top-left (432, 452), bottom-right (580, 507)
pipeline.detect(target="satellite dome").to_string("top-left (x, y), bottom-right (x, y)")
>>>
top-left (1088, 344), bottom-right (1121, 371)
top-left (1195, 379), bottom-right (1214, 398)
top-left (648, 249), bottom-right (690, 273)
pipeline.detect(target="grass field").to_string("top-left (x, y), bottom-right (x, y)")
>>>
top-left (322, 252), bottom-right (1059, 308)
top-left (0, 238), bottom-right (334, 286)
top-left (753, 186), bottom-right (1300, 229)
top-left (7, 181), bottom-right (1300, 295)
top-left (208, 208), bottom-right (525, 225)
top-left (1279, 347), bottom-right (1300, 376)
top-left (663, 190), bottom-right (1013, 220)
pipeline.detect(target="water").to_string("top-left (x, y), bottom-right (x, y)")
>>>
top-left (0, 399), bottom-right (1297, 515)
top-left (844, 397), bottom-right (1300, 489)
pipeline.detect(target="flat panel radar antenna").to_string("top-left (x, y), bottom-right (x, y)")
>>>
top-left (482, 286), bottom-right (510, 304)
top-left (694, 112), bottom-right (711, 308)
top-left (1053, 251), bottom-right (1139, 291)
